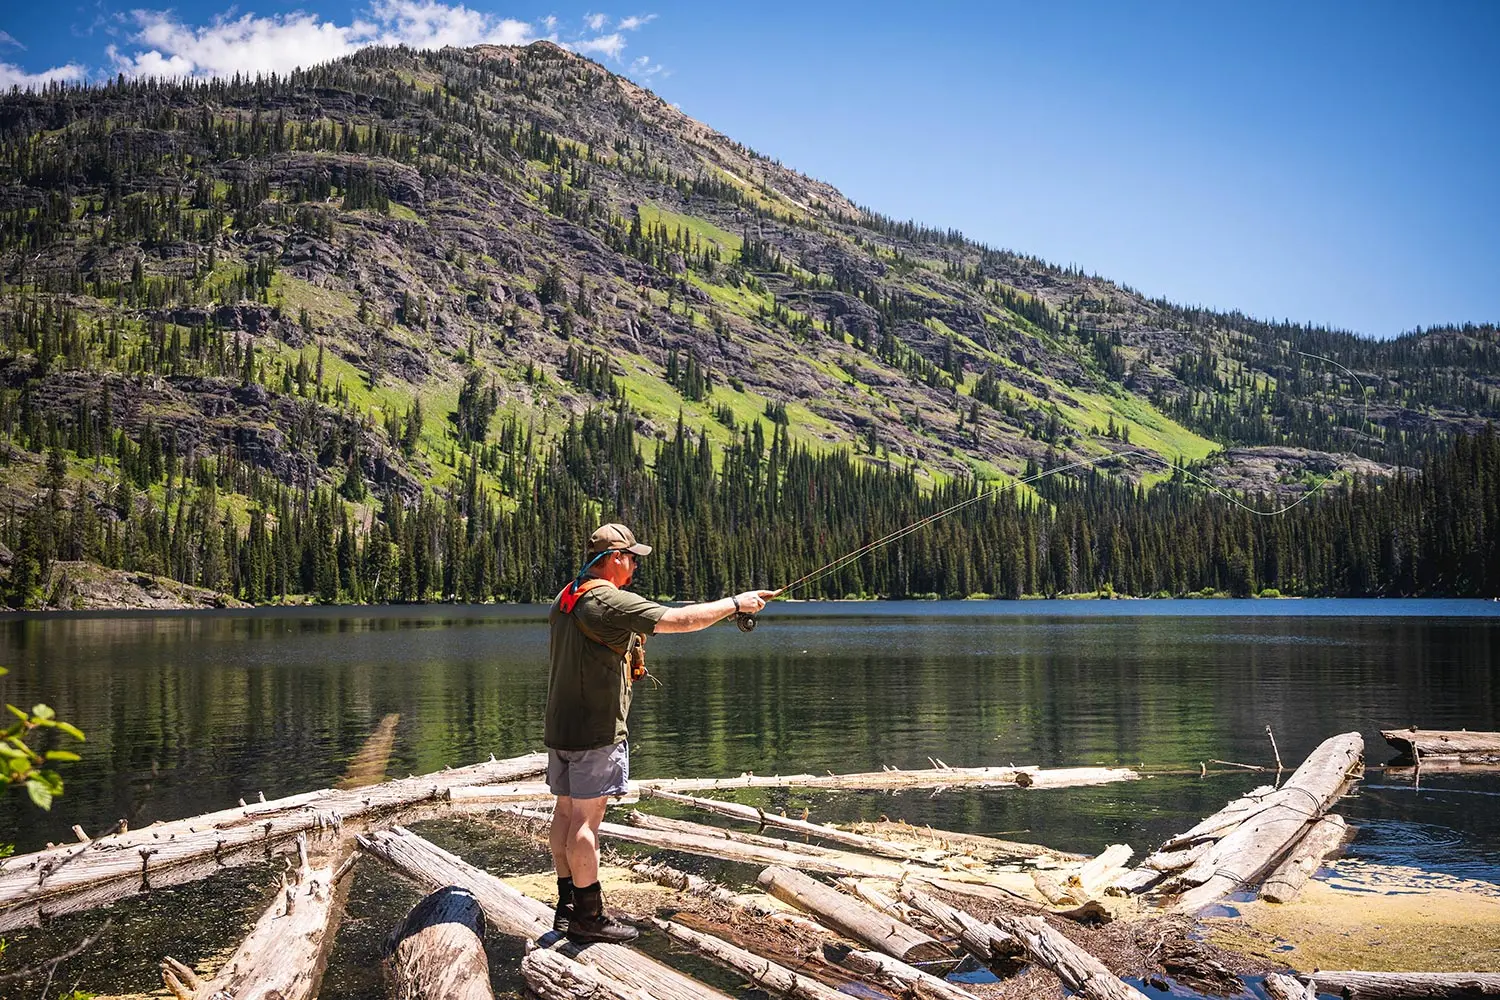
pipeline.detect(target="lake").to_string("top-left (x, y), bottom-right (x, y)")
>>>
top-left (0, 599), bottom-right (1496, 993)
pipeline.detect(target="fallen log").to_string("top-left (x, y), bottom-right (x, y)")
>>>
top-left (757, 865), bottom-right (950, 965)
top-left (1307, 971), bottom-right (1500, 999)
top-left (446, 762), bottom-right (1139, 804)
top-left (1264, 973), bottom-right (1319, 1000)
top-left (1173, 733), bottom-right (1363, 912)
top-left (989, 913), bottom-right (1150, 1000)
top-left (520, 947), bottom-right (653, 1000)
top-left (0, 752), bottom-right (546, 931)
top-left (639, 787), bottom-right (944, 861)
top-left (625, 810), bottom-right (841, 857)
top-left (1033, 872), bottom-right (1080, 907)
top-left (161, 835), bottom-right (336, 1000)
top-left (827, 944), bottom-right (981, 1000)
top-left (1382, 729), bottom-right (1500, 763)
top-left (896, 883), bottom-right (1026, 973)
top-left (1260, 815), bottom-right (1349, 903)
top-left (1159, 785), bottom-right (1277, 852)
top-left (650, 916), bottom-right (847, 1000)
top-left (357, 827), bottom-right (732, 1000)
top-left (384, 885), bottom-right (494, 1000)
top-left (336, 713), bottom-right (401, 790)
top-left (843, 820), bottom-right (1086, 862)
top-left (1068, 844), bottom-right (1133, 899)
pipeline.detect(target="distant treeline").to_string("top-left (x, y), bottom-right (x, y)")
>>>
top-left (3, 405), bottom-right (1496, 608)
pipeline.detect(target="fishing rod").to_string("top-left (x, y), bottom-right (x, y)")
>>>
top-left (733, 351), bottom-right (1367, 632)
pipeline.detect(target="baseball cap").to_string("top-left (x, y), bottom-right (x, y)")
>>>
top-left (588, 523), bottom-right (652, 556)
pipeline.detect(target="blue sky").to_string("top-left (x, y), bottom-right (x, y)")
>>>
top-left (2, 1), bottom-right (1496, 338)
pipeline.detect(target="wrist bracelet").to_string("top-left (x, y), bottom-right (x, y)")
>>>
top-left (732, 596), bottom-right (743, 613)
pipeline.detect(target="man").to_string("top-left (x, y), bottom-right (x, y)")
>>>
top-left (546, 522), bottom-right (776, 944)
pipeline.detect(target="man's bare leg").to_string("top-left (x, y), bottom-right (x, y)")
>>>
top-left (550, 795), bottom-right (574, 878)
top-left (564, 794), bottom-right (609, 887)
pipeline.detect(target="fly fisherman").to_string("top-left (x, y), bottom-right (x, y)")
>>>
top-left (546, 522), bottom-right (776, 943)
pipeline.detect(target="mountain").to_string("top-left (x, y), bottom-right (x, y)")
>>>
top-left (1, 42), bottom-right (1497, 607)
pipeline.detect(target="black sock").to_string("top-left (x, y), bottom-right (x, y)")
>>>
top-left (557, 876), bottom-right (575, 907)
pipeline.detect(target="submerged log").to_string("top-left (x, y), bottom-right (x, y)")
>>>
top-left (843, 820), bottom-right (1086, 862)
top-left (757, 865), bottom-right (950, 965)
top-left (650, 916), bottom-right (847, 1000)
top-left (1173, 733), bottom-right (1363, 913)
top-left (1382, 729), bottom-right (1500, 763)
top-left (520, 947), bottom-right (653, 1000)
top-left (161, 836), bottom-right (336, 1000)
top-left (1307, 971), bottom-right (1500, 999)
top-left (989, 913), bottom-right (1150, 1000)
top-left (358, 827), bottom-right (732, 1000)
top-left (384, 885), bottom-right (493, 1000)
top-left (0, 752), bottom-right (546, 931)
top-left (1259, 815), bottom-right (1349, 903)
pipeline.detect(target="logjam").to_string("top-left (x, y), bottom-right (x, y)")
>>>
top-left (1259, 814), bottom-right (1349, 903)
top-left (843, 819), bottom-right (1086, 862)
top-left (989, 913), bottom-right (1150, 1000)
top-left (161, 835), bottom-right (335, 1000)
top-left (649, 916), bottom-right (848, 1000)
top-left (757, 864), bottom-right (950, 965)
top-left (1173, 733), bottom-right (1363, 912)
top-left (0, 752), bottom-right (546, 931)
top-left (520, 947), bottom-right (653, 1000)
top-left (1382, 729), bottom-right (1500, 763)
top-left (1264, 973), bottom-right (1319, 1000)
top-left (1307, 971), bottom-right (1500, 999)
top-left (384, 885), bottom-right (494, 1000)
top-left (357, 826), bottom-right (733, 1000)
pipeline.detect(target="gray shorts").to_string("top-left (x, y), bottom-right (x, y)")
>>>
top-left (546, 741), bottom-right (630, 799)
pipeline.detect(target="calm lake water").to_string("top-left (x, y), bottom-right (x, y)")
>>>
top-left (0, 599), bottom-right (1497, 994)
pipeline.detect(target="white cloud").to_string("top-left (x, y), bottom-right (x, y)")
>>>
top-left (541, 15), bottom-right (559, 32)
top-left (617, 14), bottom-right (656, 31)
top-left (572, 33), bottom-right (625, 60)
top-left (629, 54), bottom-right (663, 77)
top-left (584, 13), bottom-right (608, 31)
top-left (0, 61), bottom-right (87, 89)
top-left (0, 31), bottom-right (25, 50)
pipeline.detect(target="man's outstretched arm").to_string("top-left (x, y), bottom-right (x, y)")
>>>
top-left (655, 590), bottom-right (779, 634)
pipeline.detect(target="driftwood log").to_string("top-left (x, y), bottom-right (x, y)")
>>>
top-left (384, 885), bottom-right (494, 1000)
top-left (990, 913), bottom-right (1150, 1000)
top-left (1308, 971), bottom-right (1500, 999)
top-left (519, 947), bottom-right (653, 1000)
top-left (650, 917), bottom-right (847, 1000)
top-left (1382, 729), bottom-right (1500, 763)
top-left (1173, 733), bottom-right (1363, 912)
top-left (757, 865), bottom-right (949, 965)
top-left (896, 883), bottom-right (1026, 973)
top-left (1265, 973), bottom-right (1319, 1000)
top-left (625, 811), bottom-right (840, 857)
top-left (0, 752), bottom-right (546, 932)
top-left (161, 836), bottom-right (335, 1000)
top-left (1260, 814), bottom-right (1349, 903)
top-left (843, 820), bottom-right (1086, 862)
top-left (357, 827), bottom-right (733, 1000)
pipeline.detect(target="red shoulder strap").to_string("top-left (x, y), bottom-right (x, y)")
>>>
top-left (556, 577), bottom-right (615, 614)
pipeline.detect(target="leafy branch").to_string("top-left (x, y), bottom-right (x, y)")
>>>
top-left (0, 667), bottom-right (86, 810)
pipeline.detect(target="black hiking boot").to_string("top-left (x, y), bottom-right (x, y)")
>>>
top-left (553, 876), bottom-right (574, 934)
top-left (566, 882), bottom-right (638, 944)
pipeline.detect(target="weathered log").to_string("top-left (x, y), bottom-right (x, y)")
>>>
top-left (1264, 972), bottom-right (1319, 1000)
top-left (1382, 729), bottom-right (1500, 762)
top-left (446, 763), bottom-right (1138, 805)
top-left (1259, 815), bottom-right (1349, 903)
top-left (989, 913), bottom-right (1150, 1000)
top-left (757, 865), bottom-right (949, 965)
top-left (1307, 971), bottom-right (1500, 999)
top-left (827, 944), bottom-right (981, 1000)
top-left (1033, 872), bottom-right (1080, 907)
top-left (383, 886), bottom-right (494, 1000)
top-left (161, 836), bottom-right (336, 1000)
top-left (1173, 733), bottom-right (1363, 912)
top-left (650, 916), bottom-right (847, 1000)
top-left (357, 827), bottom-right (732, 1000)
top-left (844, 820), bottom-right (1085, 862)
top-left (639, 787), bottom-right (943, 861)
top-left (0, 752), bottom-right (547, 931)
top-left (1159, 785), bottom-right (1277, 852)
top-left (519, 947), bottom-right (653, 1000)
top-left (625, 811), bottom-right (840, 857)
top-left (897, 883), bottom-right (1026, 973)
top-left (1069, 844), bottom-right (1134, 899)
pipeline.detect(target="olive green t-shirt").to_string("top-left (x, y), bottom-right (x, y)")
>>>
top-left (545, 582), bottom-right (667, 751)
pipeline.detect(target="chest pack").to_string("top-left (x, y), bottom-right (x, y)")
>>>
top-left (556, 578), bottom-right (649, 683)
